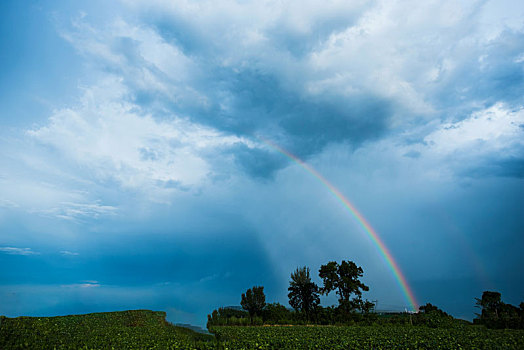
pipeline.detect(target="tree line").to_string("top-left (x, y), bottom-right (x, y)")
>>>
top-left (207, 260), bottom-right (524, 329)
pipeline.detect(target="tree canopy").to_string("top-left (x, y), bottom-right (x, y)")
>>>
top-left (241, 286), bottom-right (266, 318)
top-left (474, 291), bottom-right (524, 329)
top-left (288, 266), bottom-right (320, 319)
top-left (318, 260), bottom-right (369, 312)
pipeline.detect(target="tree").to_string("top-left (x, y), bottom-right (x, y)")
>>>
top-left (262, 303), bottom-right (292, 324)
top-left (241, 286), bottom-right (266, 318)
top-left (416, 303), bottom-right (455, 328)
top-left (318, 260), bottom-right (369, 312)
top-left (288, 266), bottom-right (320, 320)
top-left (419, 303), bottom-right (447, 315)
top-left (475, 291), bottom-right (502, 327)
top-left (474, 291), bottom-right (524, 329)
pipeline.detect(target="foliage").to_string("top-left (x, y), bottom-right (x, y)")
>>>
top-left (212, 307), bottom-right (249, 320)
top-left (207, 307), bottom-right (250, 328)
top-left (241, 286), bottom-right (266, 318)
top-left (0, 310), bottom-right (216, 349)
top-left (207, 307), bottom-right (266, 329)
top-left (412, 303), bottom-right (458, 328)
top-left (209, 304), bottom-right (384, 328)
top-left (287, 266), bottom-right (320, 320)
top-left (261, 303), bottom-right (295, 324)
top-left (318, 260), bottom-right (370, 312)
top-left (208, 303), bottom-right (296, 328)
top-left (474, 291), bottom-right (524, 329)
top-left (7, 308), bottom-right (522, 349)
top-left (211, 325), bottom-right (524, 349)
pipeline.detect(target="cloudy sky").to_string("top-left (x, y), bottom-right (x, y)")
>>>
top-left (1, 0), bottom-right (523, 326)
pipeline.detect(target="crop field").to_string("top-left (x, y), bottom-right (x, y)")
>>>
top-left (0, 310), bottom-right (215, 349)
top-left (212, 325), bottom-right (524, 350)
top-left (2, 311), bottom-right (524, 349)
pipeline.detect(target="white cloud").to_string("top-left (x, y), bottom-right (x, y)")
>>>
top-left (28, 77), bottom-right (246, 193)
top-left (83, 280), bottom-right (99, 285)
top-left (37, 201), bottom-right (118, 222)
top-left (61, 16), bottom-right (207, 108)
top-left (338, 103), bottom-right (524, 182)
top-left (306, 0), bottom-right (487, 113)
top-left (0, 199), bottom-right (19, 208)
top-left (60, 250), bottom-right (80, 256)
top-left (0, 247), bottom-right (39, 256)
top-left (425, 103), bottom-right (524, 156)
top-left (61, 281), bottom-right (101, 288)
top-left (0, 166), bottom-right (113, 222)
top-left (198, 273), bottom-right (220, 283)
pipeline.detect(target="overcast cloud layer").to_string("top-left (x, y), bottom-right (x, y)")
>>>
top-left (1, 0), bottom-right (523, 326)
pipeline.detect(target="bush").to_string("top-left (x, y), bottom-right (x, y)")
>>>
top-left (261, 303), bottom-right (293, 324)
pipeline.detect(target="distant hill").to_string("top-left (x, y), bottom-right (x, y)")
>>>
top-left (0, 310), bottom-right (216, 349)
top-left (175, 322), bottom-right (211, 334)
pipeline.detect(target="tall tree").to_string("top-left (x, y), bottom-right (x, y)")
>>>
top-left (241, 286), bottom-right (266, 318)
top-left (475, 291), bottom-right (502, 325)
top-left (288, 266), bottom-right (320, 320)
top-left (474, 291), bottom-right (524, 329)
top-left (318, 260), bottom-right (369, 312)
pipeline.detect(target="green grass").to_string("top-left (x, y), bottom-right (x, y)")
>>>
top-left (211, 325), bottom-right (524, 349)
top-left (0, 310), bottom-right (216, 349)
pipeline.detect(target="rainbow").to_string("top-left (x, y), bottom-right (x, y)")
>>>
top-left (260, 138), bottom-right (419, 312)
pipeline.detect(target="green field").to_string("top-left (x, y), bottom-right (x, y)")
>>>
top-left (2, 310), bottom-right (524, 349)
top-left (0, 310), bottom-right (215, 349)
top-left (212, 325), bottom-right (524, 350)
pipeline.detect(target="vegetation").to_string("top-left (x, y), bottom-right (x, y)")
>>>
top-left (474, 291), bottom-right (524, 329)
top-left (261, 303), bottom-right (291, 324)
top-left (208, 260), bottom-right (524, 330)
top-left (287, 266), bottom-right (320, 320)
top-left (212, 325), bottom-right (524, 349)
top-left (207, 304), bottom-right (473, 329)
top-left (2, 309), bottom-right (523, 349)
top-left (209, 260), bottom-right (380, 327)
top-left (319, 260), bottom-right (372, 313)
top-left (205, 260), bottom-right (524, 349)
top-left (207, 307), bottom-right (263, 327)
top-left (241, 286), bottom-right (266, 319)
top-left (0, 310), bottom-right (216, 349)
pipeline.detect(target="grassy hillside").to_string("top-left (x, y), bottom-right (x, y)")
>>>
top-left (0, 310), bottom-right (216, 349)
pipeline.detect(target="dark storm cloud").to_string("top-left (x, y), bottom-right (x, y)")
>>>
top-left (204, 68), bottom-right (392, 155)
top-left (231, 143), bottom-right (287, 179)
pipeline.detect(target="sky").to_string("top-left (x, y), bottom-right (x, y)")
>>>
top-left (0, 0), bottom-right (523, 327)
